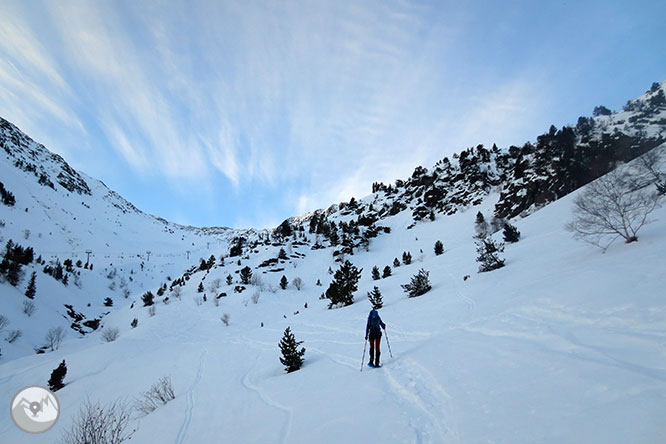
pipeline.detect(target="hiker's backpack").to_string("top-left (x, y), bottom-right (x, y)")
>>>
top-left (369, 310), bottom-right (381, 331)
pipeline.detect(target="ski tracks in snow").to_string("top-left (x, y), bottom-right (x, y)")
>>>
top-left (383, 358), bottom-right (460, 444)
top-left (241, 355), bottom-right (293, 444)
top-left (175, 349), bottom-right (207, 444)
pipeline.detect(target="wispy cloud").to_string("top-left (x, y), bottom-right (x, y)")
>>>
top-left (2, 0), bottom-right (661, 227)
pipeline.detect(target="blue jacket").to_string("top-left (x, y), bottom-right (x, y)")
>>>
top-left (366, 309), bottom-right (386, 338)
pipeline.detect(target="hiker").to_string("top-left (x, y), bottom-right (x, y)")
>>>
top-left (365, 309), bottom-right (386, 367)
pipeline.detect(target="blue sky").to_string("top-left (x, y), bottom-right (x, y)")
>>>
top-left (1, 0), bottom-right (665, 229)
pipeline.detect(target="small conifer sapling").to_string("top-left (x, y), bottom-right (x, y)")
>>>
top-left (367, 286), bottom-right (383, 309)
top-left (279, 327), bottom-right (305, 373)
top-left (48, 360), bottom-right (67, 392)
top-left (401, 269), bottom-right (432, 298)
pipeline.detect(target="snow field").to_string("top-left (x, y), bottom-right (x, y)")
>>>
top-left (2, 181), bottom-right (665, 443)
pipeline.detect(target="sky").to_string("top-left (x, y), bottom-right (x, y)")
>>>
top-left (1, 0), bottom-right (665, 229)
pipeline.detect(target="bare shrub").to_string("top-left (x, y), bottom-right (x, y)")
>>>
top-left (171, 286), bottom-right (182, 300)
top-left (45, 326), bottom-right (66, 351)
top-left (0, 314), bottom-right (9, 331)
top-left (102, 327), bottom-right (120, 343)
top-left (193, 296), bottom-right (203, 306)
top-left (567, 166), bottom-right (662, 251)
top-left (251, 291), bottom-right (260, 304)
top-left (292, 277), bottom-right (303, 291)
top-left (148, 306), bottom-right (156, 317)
top-left (134, 376), bottom-right (175, 416)
top-left (250, 274), bottom-right (265, 290)
top-left (23, 300), bottom-right (36, 317)
top-left (58, 397), bottom-right (135, 444)
top-left (208, 278), bottom-right (222, 293)
top-left (221, 313), bottom-right (230, 326)
top-left (6, 329), bottom-right (22, 343)
top-left (213, 297), bottom-right (220, 307)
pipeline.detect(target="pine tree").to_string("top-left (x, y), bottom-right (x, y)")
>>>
top-left (434, 240), bottom-right (444, 255)
top-left (316, 279), bottom-right (322, 286)
top-left (280, 275), bottom-right (288, 290)
top-left (367, 286), bottom-right (383, 309)
top-left (279, 327), bottom-right (305, 373)
top-left (104, 297), bottom-right (113, 307)
top-left (393, 258), bottom-right (400, 268)
top-left (371, 266), bottom-right (380, 281)
top-left (329, 229), bottom-right (340, 246)
top-left (278, 248), bottom-right (288, 260)
top-left (401, 269), bottom-right (432, 298)
top-left (382, 265), bottom-right (392, 278)
top-left (226, 274), bottom-right (233, 285)
top-left (25, 271), bottom-right (36, 299)
top-left (402, 251), bottom-right (412, 265)
top-left (503, 223), bottom-right (521, 243)
top-left (48, 360), bottom-right (67, 392)
top-left (476, 239), bottom-right (506, 272)
top-left (131, 318), bottom-right (138, 328)
top-left (6, 260), bottom-right (21, 286)
top-left (325, 260), bottom-right (362, 308)
top-left (142, 291), bottom-right (155, 306)
top-left (240, 266), bottom-right (253, 285)
top-left (62, 273), bottom-right (69, 286)
top-left (197, 282), bottom-right (204, 293)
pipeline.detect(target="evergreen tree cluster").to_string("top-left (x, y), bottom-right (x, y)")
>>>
top-left (279, 327), bottom-right (305, 373)
top-left (325, 260), bottom-right (362, 308)
top-left (402, 251), bottom-right (412, 265)
top-left (199, 255), bottom-right (216, 271)
top-left (229, 236), bottom-right (246, 257)
top-left (0, 240), bottom-right (34, 286)
top-left (0, 181), bottom-right (16, 206)
top-left (434, 240), bottom-right (444, 255)
top-left (43, 260), bottom-right (71, 286)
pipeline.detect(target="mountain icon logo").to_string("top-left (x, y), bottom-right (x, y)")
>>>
top-left (10, 386), bottom-right (60, 434)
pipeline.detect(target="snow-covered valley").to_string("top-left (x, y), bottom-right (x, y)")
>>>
top-left (1, 83), bottom-right (666, 443)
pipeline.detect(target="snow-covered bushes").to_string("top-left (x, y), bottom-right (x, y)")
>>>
top-left (59, 397), bottom-right (134, 444)
top-left (221, 313), bottom-right (230, 326)
top-left (134, 376), bottom-right (175, 416)
top-left (6, 329), bottom-right (22, 343)
top-left (23, 300), bottom-right (36, 316)
top-left (0, 314), bottom-right (8, 330)
top-left (45, 326), bottom-right (66, 351)
top-left (102, 327), bottom-right (120, 342)
top-left (251, 291), bottom-right (260, 304)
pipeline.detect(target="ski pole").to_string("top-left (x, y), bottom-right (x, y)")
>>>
top-left (383, 327), bottom-right (393, 358)
top-left (360, 338), bottom-right (367, 372)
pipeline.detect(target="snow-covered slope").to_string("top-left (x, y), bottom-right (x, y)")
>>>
top-left (0, 83), bottom-right (665, 443)
top-left (2, 152), bottom-right (665, 443)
